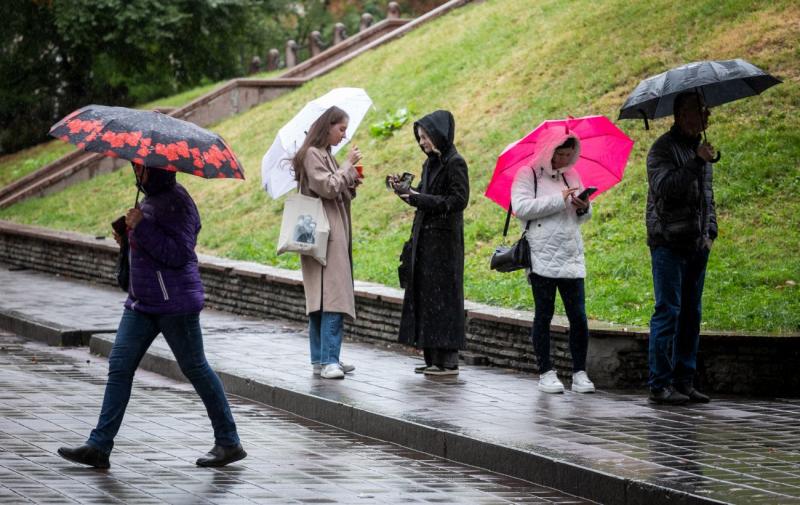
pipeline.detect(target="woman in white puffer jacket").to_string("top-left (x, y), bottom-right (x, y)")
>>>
top-left (510, 129), bottom-right (595, 395)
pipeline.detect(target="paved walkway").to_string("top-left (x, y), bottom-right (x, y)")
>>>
top-left (1, 265), bottom-right (799, 504)
top-left (0, 331), bottom-right (589, 504)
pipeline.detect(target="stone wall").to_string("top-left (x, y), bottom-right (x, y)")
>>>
top-left (1, 220), bottom-right (798, 396)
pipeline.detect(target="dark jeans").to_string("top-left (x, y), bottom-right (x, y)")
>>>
top-left (529, 273), bottom-right (589, 373)
top-left (648, 246), bottom-right (709, 391)
top-left (87, 309), bottom-right (240, 454)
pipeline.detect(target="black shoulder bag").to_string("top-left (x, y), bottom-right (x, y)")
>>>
top-left (490, 170), bottom-right (536, 273)
top-left (112, 215), bottom-right (130, 292)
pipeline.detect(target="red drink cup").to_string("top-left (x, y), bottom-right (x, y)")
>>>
top-left (355, 164), bottom-right (364, 178)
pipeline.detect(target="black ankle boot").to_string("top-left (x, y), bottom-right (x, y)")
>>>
top-left (58, 444), bottom-right (110, 469)
top-left (195, 444), bottom-right (247, 467)
top-left (674, 383), bottom-right (711, 403)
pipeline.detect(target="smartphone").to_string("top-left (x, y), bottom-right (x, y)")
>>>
top-left (399, 172), bottom-right (415, 188)
top-left (576, 186), bottom-right (597, 201)
top-left (385, 172), bottom-right (415, 191)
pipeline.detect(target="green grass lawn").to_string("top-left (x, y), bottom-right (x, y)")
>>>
top-left (2, 0), bottom-right (798, 332)
top-left (0, 141), bottom-right (75, 187)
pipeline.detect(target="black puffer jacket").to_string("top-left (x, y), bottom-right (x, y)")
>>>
top-left (646, 125), bottom-right (717, 252)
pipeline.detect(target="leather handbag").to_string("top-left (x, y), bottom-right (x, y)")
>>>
top-left (490, 169), bottom-right (536, 273)
top-left (490, 204), bottom-right (531, 272)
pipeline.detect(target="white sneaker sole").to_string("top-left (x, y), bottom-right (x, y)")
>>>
top-left (320, 372), bottom-right (344, 379)
top-left (571, 385), bottom-right (595, 393)
top-left (313, 363), bottom-right (353, 375)
top-left (538, 384), bottom-right (565, 394)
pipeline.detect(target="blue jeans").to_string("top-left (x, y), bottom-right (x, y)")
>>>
top-left (308, 311), bottom-right (344, 366)
top-left (87, 309), bottom-right (240, 454)
top-left (648, 246), bottom-right (710, 391)
top-left (529, 273), bottom-right (589, 373)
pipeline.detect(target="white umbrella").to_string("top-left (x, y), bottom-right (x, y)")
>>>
top-left (261, 87), bottom-right (373, 198)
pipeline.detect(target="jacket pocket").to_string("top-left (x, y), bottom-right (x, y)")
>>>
top-left (156, 271), bottom-right (170, 301)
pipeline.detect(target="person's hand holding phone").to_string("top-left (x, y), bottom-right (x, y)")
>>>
top-left (571, 186), bottom-right (596, 209)
top-left (562, 187), bottom-right (579, 202)
top-left (571, 194), bottom-right (589, 211)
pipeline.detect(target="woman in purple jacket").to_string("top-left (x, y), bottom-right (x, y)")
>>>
top-left (58, 163), bottom-right (245, 469)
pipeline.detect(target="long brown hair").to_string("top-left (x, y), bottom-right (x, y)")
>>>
top-left (291, 106), bottom-right (349, 182)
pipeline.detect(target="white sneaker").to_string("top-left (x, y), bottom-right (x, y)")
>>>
top-left (538, 370), bottom-right (565, 394)
top-left (313, 362), bottom-right (353, 375)
top-left (571, 371), bottom-right (595, 393)
top-left (320, 364), bottom-right (344, 379)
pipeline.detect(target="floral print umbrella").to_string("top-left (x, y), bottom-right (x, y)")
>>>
top-left (50, 105), bottom-right (244, 179)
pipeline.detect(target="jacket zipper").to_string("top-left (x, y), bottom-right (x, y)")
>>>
top-left (156, 271), bottom-right (170, 301)
top-left (128, 243), bottom-right (135, 297)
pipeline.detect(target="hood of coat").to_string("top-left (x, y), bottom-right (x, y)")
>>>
top-left (530, 127), bottom-right (582, 178)
top-left (414, 110), bottom-right (455, 159)
top-left (136, 165), bottom-right (177, 196)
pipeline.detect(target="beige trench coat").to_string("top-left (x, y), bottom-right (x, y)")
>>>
top-left (298, 146), bottom-right (358, 320)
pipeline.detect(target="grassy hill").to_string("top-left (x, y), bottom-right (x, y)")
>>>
top-left (1, 0), bottom-right (798, 332)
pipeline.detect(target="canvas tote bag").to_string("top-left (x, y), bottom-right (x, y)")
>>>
top-left (277, 193), bottom-right (330, 265)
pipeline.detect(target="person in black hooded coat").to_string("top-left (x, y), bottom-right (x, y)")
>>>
top-left (391, 110), bottom-right (469, 375)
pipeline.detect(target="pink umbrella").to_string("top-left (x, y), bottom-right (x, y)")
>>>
top-left (484, 115), bottom-right (634, 210)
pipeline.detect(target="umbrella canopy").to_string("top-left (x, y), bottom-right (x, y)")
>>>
top-left (619, 59), bottom-right (781, 121)
top-left (261, 87), bottom-right (372, 198)
top-left (50, 105), bottom-right (244, 179)
top-left (484, 116), bottom-right (634, 210)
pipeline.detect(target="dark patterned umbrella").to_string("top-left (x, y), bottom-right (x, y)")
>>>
top-left (49, 105), bottom-right (244, 180)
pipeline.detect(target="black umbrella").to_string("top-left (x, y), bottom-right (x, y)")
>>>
top-left (619, 59), bottom-right (781, 124)
top-left (618, 59), bottom-right (781, 162)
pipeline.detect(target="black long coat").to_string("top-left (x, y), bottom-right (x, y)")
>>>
top-left (398, 110), bottom-right (469, 350)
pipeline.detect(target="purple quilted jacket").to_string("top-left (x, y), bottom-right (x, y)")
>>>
top-left (124, 169), bottom-right (204, 315)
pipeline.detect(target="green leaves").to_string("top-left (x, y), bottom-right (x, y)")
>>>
top-left (369, 108), bottom-right (410, 139)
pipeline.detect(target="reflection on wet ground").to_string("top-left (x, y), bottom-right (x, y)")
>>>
top-left (0, 334), bottom-right (592, 504)
top-left (2, 266), bottom-right (800, 504)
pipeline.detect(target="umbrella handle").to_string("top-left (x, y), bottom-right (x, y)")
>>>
top-left (638, 109), bottom-right (649, 131)
top-left (711, 150), bottom-right (721, 163)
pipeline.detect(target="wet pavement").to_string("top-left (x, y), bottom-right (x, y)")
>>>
top-left (1, 265), bottom-right (800, 504)
top-left (0, 331), bottom-right (590, 504)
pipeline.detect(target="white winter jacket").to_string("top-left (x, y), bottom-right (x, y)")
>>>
top-left (510, 129), bottom-right (591, 279)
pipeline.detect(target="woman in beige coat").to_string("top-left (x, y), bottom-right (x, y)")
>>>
top-left (291, 106), bottom-right (362, 379)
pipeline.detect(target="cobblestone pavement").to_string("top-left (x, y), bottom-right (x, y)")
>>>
top-left (2, 266), bottom-right (800, 504)
top-left (0, 331), bottom-right (591, 504)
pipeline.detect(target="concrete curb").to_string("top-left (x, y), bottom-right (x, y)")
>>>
top-left (88, 331), bottom-right (724, 505)
top-left (0, 308), bottom-right (115, 347)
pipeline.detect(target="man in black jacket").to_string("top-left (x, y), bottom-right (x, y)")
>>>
top-left (646, 92), bottom-right (717, 405)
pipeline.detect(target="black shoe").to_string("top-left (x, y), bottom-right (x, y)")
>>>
top-left (423, 366), bottom-right (459, 376)
top-left (674, 384), bottom-right (711, 403)
top-left (195, 444), bottom-right (247, 467)
top-left (57, 444), bottom-right (110, 469)
top-left (648, 387), bottom-right (690, 405)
